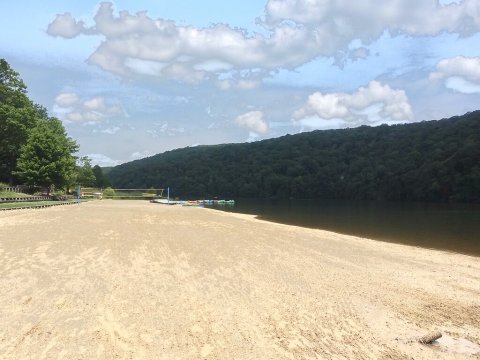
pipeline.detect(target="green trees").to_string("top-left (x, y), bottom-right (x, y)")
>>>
top-left (15, 118), bottom-right (78, 194)
top-left (92, 165), bottom-right (111, 188)
top-left (0, 59), bottom-right (39, 183)
top-left (1, 59), bottom-right (83, 193)
top-left (107, 111), bottom-right (480, 203)
top-left (76, 156), bottom-right (96, 187)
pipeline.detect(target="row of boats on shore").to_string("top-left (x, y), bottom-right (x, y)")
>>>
top-left (151, 198), bottom-right (235, 206)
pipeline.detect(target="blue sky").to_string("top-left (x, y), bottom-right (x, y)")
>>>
top-left (2, 0), bottom-right (480, 166)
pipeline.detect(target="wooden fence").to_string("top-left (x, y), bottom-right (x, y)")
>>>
top-left (0, 185), bottom-right (44, 194)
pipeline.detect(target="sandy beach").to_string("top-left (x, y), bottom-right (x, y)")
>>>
top-left (0, 200), bottom-right (479, 359)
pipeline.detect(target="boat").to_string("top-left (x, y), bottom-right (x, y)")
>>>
top-left (150, 198), bottom-right (180, 205)
top-left (151, 198), bottom-right (234, 206)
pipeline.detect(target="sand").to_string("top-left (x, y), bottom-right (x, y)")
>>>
top-left (0, 200), bottom-right (479, 359)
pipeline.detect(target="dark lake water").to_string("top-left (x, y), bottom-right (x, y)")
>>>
top-left (206, 199), bottom-right (480, 257)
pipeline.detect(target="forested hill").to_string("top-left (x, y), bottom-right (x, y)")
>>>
top-left (108, 111), bottom-right (480, 202)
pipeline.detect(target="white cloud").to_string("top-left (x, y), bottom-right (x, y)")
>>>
top-left (237, 79), bottom-right (261, 90)
top-left (297, 116), bottom-right (349, 130)
top-left (46, 13), bottom-right (90, 38)
top-left (162, 63), bottom-right (205, 84)
top-left (83, 96), bottom-right (106, 111)
top-left (101, 126), bottom-right (120, 135)
top-left (217, 80), bottom-right (232, 90)
top-left (54, 92), bottom-right (80, 107)
top-left (87, 153), bottom-right (120, 167)
top-left (46, 1), bottom-right (480, 83)
top-left (124, 58), bottom-right (167, 76)
top-left (54, 93), bottom-right (126, 123)
top-left (430, 56), bottom-right (480, 94)
top-left (439, 0), bottom-right (463, 5)
top-left (130, 150), bottom-right (154, 160)
top-left (148, 123), bottom-right (187, 137)
top-left (194, 60), bottom-right (233, 72)
top-left (87, 151), bottom-right (152, 166)
top-left (293, 81), bottom-right (413, 125)
top-left (82, 121), bottom-right (99, 127)
top-left (246, 131), bottom-right (260, 142)
top-left (445, 77), bottom-right (480, 94)
top-left (66, 111), bottom-right (103, 123)
top-left (350, 47), bottom-right (370, 60)
top-left (146, 129), bottom-right (158, 138)
top-left (431, 56), bottom-right (480, 82)
top-left (264, 0), bottom-right (480, 36)
top-left (235, 111), bottom-right (269, 133)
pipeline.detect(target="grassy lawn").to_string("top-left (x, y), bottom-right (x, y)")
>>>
top-left (0, 201), bottom-right (77, 210)
top-left (0, 191), bottom-right (32, 198)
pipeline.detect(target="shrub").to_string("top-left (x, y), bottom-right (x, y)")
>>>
top-left (103, 187), bottom-right (116, 198)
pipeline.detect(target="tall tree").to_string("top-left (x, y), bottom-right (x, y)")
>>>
top-left (0, 59), bottom-right (39, 183)
top-left (92, 165), bottom-right (111, 188)
top-left (15, 117), bottom-right (78, 194)
top-left (0, 58), bottom-right (28, 106)
top-left (76, 156), bottom-right (96, 187)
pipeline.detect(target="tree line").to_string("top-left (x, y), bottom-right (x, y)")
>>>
top-left (108, 111), bottom-right (480, 202)
top-left (0, 59), bottom-right (108, 193)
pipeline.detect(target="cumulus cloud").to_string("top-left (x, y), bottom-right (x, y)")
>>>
top-left (54, 92), bottom-right (126, 123)
top-left (246, 131), bottom-right (261, 142)
top-left (46, 1), bottom-right (480, 83)
top-left (83, 96), bottom-right (106, 111)
top-left (350, 47), bottom-right (370, 60)
top-left (430, 56), bottom-right (480, 93)
top-left (235, 111), bottom-right (269, 133)
top-left (264, 0), bottom-right (480, 36)
top-left (293, 81), bottom-right (413, 126)
top-left (87, 153), bottom-right (120, 167)
top-left (130, 150), bottom-right (154, 160)
top-left (66, 111), bottom-right (103, 123)
top-left (445, 77), bottom-right (480, 94)
top-left (54, 92), bottom-right (80, 107)
top-left (430, 56), bottom-right (480, 82)
top-left (46, 13), bottom-right (93, 38)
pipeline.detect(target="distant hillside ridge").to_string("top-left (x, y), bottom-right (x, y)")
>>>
top-left (108, 111), bottom-right (480, 202)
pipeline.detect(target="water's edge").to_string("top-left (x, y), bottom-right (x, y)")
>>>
top-left (206, 199), bottom-right (480, 257)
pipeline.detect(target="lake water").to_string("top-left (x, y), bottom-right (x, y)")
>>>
top-left (206, 199), bottom-right (480, 257)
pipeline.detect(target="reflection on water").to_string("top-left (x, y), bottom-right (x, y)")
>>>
top-left (207, 199), bottom-right (480, 257)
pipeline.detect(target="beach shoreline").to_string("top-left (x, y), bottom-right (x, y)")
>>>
top-left (203, 201), bottom-right (480, 258)
top-left (1, 200), bottom-right (479, 359)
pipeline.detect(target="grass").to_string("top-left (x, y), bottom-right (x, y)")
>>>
top-left (0, 191), bottom-right (32, 198)
top-left (81, 187), bottom-right (103, 193)
top-left (0, 200), bottom-right (76, 210)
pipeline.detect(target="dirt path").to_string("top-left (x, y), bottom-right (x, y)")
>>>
top-left (0, 200), bottom-right (479, 359)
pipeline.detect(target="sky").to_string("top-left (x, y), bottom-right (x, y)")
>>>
top-left (1, 0), bottom-right (480, 166)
